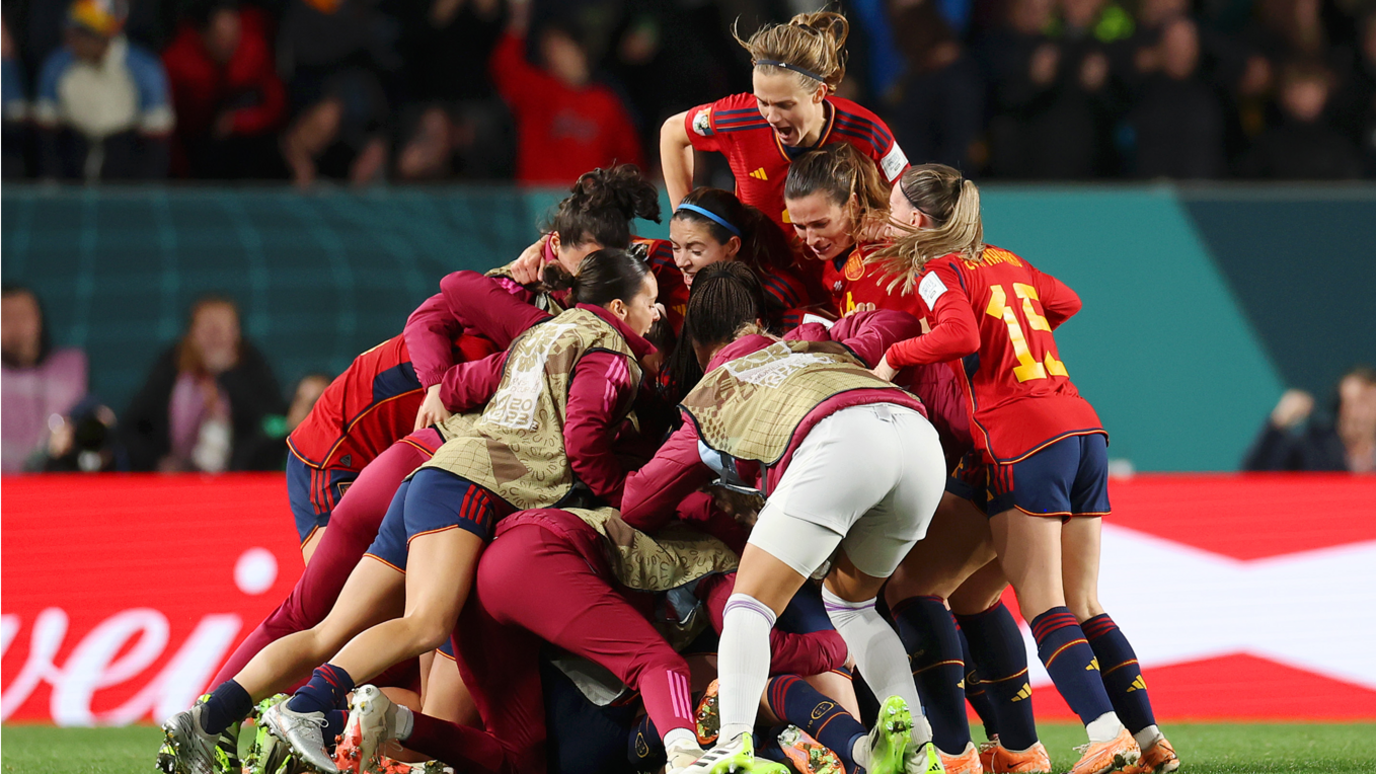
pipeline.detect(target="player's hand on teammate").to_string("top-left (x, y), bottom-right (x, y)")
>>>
top-left (870, 355), bottom-right (898, 383)
top-left (1270, 389), bottom-right (1315, 430)
top-left (844, 302), bottom-right (875, 317)
top-left (509, 235), bottom-right (550, 285)
top-left (414, 384), bottom-right (453, 431)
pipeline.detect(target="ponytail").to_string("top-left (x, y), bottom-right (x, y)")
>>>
top-left (545, 164), bottom-right (661, 249)
top-left (733, 10), bottom-right (849, 93)
top-left (542, 248), bottom-right (648, 307)
top-left (874, 164), bottom-right (984, 292)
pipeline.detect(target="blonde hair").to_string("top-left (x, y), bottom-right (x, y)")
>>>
top-left (783, 143), bottom-right (889, 245)
top-left (873, 164), bottom-right (984, 293)
top-left (733, 11), bottom-right (849, 93)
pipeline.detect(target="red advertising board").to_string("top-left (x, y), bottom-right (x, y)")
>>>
top-left (3, 473), bottom-right (1375, 725)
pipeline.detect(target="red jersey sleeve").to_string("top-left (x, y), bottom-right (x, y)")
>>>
top-left (884, 262), bottom-right (980, 368)
top-left (1028, 264), bottom-right (1082, 330)
top-left (438, 351), bottom-right (508, 412)
top-left (404, 292), bottom-right (462, 389)
top-left (830, 97), bottom-right (909, 184)
top-left (620, 418), bottom-right (714, 533)
top-left (564, 352), bottom-right (640, 507)
top-left (440, 271), bottom-right (551, 348)
top-left (684, 93), bottom-right (755, 155)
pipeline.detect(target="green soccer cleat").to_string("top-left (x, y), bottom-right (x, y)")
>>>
top-left (155, 695), bottom-right (241, 774)
top-left (243, 695), bottom-right (291, 774)
top-left (670, 732), bottom-right (791, 774)
top-left (863, 696), bottom-right (916, 774)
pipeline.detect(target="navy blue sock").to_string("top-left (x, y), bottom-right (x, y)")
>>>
top-left (957, 602), bottom-right (1039, 750)
top-left (1029, 608), bottom-right (1113, 727)
top-left (197, 679), bottom-right (253, 735)
top-left (325, 709), bottom-right (347, 747)
top-left (1083, 614), bottom-right (1156, 734)
top-left (958, 631), bottom-right (999, 740)
top-left (287, 663), bottom-right (355, 715)
top-left (757, 725), bottom-right (788, 764)
top-left (765, 675), bottom-right (865, 774)
top-left (891, 596), bottom-right (971, 754)
top-left (627, 713), bottom-right (665, 768)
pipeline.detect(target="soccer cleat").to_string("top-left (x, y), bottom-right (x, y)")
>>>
top-left (670, 732), bottom-right (790, 774)
top-left (777, 725), bottom-right (844, 774)
top-left (263, 699), bottom-right (341, 774)
top-left (1067, 729), bottom-right (1140, 774)
top-left (860, 695), bottom-right (927, 774)
top-left (156, 696), bottom-right (240, 774)
top-left (905, 742), bottom-right (946, 774)
top-left (938, 741), bottom-right (983, 774)
top-left (985, 741), bottom-right (1051, 774)
top-left (695, 679), bottom-right (721, 746)
top-left (244, 695), bottom-right (292, 774)
top-left (344, 685), bottom-right (408, 774)
top-left (978, 738), bottom-right (999, 772)
top-left (667, 735), bottom-right (708, 772)
top-left (1123, 736), bottom-right (1178, 774)
top-left (369, 758), bottom-right (453, 774)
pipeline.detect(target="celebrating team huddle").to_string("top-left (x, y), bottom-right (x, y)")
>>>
top-left (155, 11), bottom-right (1178, 774)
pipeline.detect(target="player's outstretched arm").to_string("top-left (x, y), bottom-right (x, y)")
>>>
top-left (660, 111), bottom-right (694, 208)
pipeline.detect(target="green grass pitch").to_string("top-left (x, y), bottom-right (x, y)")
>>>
top-left (2, 722), bottom-right (1374, 773)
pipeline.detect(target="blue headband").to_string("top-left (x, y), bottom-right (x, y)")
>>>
top-left (754, 59), bottom-right (826, 84)
top-left (676, 203), bottom-right (742, 239)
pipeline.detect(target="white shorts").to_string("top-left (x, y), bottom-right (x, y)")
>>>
top-left (748, 403), bottom-right (946, 580)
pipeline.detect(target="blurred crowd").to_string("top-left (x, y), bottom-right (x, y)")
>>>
top-left (2, 0), bottom-right (1375, 185)
top-left (1, 285), bottom-right (329, 473)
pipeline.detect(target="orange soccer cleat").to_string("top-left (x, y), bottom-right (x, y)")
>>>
top-left (938, 742), bottom-right (984, 774)
top-left (985, 741), bottom-right (1052, 774)
top-left (978, 739), bottom-right (999, 772)
top-left (694, 679), bottom-right (721, 747)
top-left (1124, 735), bottom-right (1179, 774)
top-left (777, 726), bottom-right (845, 774)
top-left (1067, 729), bottom-right (1140, 774)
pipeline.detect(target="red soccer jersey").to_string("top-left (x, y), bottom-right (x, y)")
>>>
top-left (884, 246), bottom-right (1104, 463)
top-left (684, 93), bottom-right (909, 232)
top-left (288, 333), bottom-right (495, 473)
top-left (818, 243), bottom-right (925, 318)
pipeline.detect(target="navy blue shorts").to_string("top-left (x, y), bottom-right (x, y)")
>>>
top-left (946, 433), bottom-right (1111, 519)
top-left (287, 454), bottom-right (358, 545)
top-left (364, 468), bottom-right (501, 572)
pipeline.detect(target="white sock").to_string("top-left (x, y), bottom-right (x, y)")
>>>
top-left (717, 593), bottom-right (777, 743)
top-left (1133, 725), bottom-right (1162, 749)
top-left (394, 704), bottom-right (414, 741)
top-left (852, 735), bottom-right (871, 769)
top-left (821, 587), bottom-right (931, 745)
top-left (663, 727), bottom-right (697, 751)
top-left (1085, 712), bottom-right (1124, 744)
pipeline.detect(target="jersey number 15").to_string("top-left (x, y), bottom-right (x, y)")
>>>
top-left (985, 283), bottom-right (1068, 383)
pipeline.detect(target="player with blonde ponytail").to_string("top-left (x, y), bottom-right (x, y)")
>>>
top-left (660, 11), bottom-right (908, 236)
top-left (873, 166), bottom-right (1181, 774)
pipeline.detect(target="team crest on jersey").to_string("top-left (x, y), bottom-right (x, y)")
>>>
top-left (843, 253), bottom-right (865, 281)
top-left (691, 108), bottom-right (713, 136)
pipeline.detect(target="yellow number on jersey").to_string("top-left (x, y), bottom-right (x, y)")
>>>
top-left (986, 285), bottom-right (1067, 382)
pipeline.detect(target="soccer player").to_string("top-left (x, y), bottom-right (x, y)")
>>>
top-left (620, 263), bottom-right (949, 774)
top-left (782, 144), bottom-right (924, 318)
top-left (660, 11), bottom-right (908, 233)
top-left (258, 249), bottom-right (661, 773)
top-left (871, 164), bottom-right (1179, 774)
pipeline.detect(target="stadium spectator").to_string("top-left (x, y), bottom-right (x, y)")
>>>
top-left (3, 15), bottom-right (30, 178)
top-left (121, 295), bottom-right (285, 473)
top-left (1244, 366), bottom-right (1376, 472)
top-left (275, 0), bottom-right (398, 187)
top-left (490, 0), bottom-right (644, 185)
top-left (982, 0), bottom-right (1117, 178)
top-left (34, 0), bottom-right (173, 181)
top-left (284, 372), bottom-right (330, 434)
top-left (391, 0), bottom-right (512, 181)
top-left (1333, 12), bottom-right (1376, 175)
top-left (161, 0), bottom-right (287, 179)
top-left (1128, 16), bottom-right (1227, 178)
top-left (1, 286), bottom-right (89, 473)
top-left (888, 0), bottom-right (984, 173)
top-left (1240, 59), bottom-right (1363, 178)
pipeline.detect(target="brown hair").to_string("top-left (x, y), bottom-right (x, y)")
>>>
top-left (733, 11), bottom-right (849, 93)
top-left (783, 143), bottom-right (889, 244)
top-left (672, 187), bottom-right (794, 273)
top-left (544, 164), bottom-right (661, 249)
top-left (177, 295), bottom-right (240, 375)
top-left (873, 164), bottom-right (984, 292)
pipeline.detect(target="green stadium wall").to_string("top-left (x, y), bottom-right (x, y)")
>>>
top-left (4, 184), bottom-right (1371, 472)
